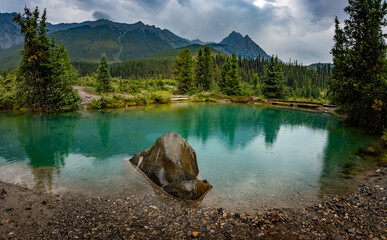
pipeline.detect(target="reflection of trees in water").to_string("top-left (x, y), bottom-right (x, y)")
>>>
top-left (194, 107), bottom-right (211, 144)
top-left (2, 105), bottom-right (338, 171)
top-left (317, 119), bottom-right (379, 195)
top-left (0, 114), bottom-right (27, 162)
top-left (31, 166), bottom-right (59, 192)
top-left (16, 113), bottom-right (79, 191)
top-left (261, 108), bottom-right (330, 147)
top-left (260, 108), bottom-right (282, 147)
top-left (96, 111), bottom-right (113, 148)
top-left (177, 105), bottom-right (331, 149)
top-left (218, 107), bottom-right (238, 146)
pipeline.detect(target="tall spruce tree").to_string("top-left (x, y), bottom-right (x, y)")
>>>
top-left (96, 54), bottom-right (113, 93)
top-left (262, 56), bottom-right (286, 99)
top-left (219, 58), bottom-right (230, 91)
top-left (195, 49), bottom-right (204, 90)
top-left (202, 44), bottom-right (214, 91)
top-left (224, 53), bottom-right (242, 96)
top-left (330, 0), bottom-right (387, 131)
top-left (253, 73), bottom-right (260, 96)
top-left (330, 17), bottom-right (348, 103)
top-left (49, 43), bottom-right (80, 110)
top-left (175, 49), bottom-right (194, 94)
top-left (13, 7), bottom-right (79, 111)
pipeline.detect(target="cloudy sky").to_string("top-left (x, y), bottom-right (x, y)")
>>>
top-left (1, 0), bottom-right (350, 64)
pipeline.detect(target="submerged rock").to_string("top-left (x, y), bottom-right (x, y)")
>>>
top-left (163, 179), bottom-right (212, 200)
top-left (129, 132), bottom-right (212, 200)
top-left (358, 147), bottom-right (380, 156)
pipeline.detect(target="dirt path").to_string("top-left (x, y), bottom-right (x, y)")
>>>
top-left (73, 86), bottom-right (100, 109)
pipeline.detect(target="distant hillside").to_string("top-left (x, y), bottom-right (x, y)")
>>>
top-left (143, 44), bottom-right (226, 60)
top-left (46, 21), bottom-right (91, 33)
top-left (87, 20), bottom-right (190, 48)
top-left (0, 44), bottom-right (22, 70)
top-left (307, 63), bottom-right (333, 70)
top-left (51, 21), bottom-right (174, 62)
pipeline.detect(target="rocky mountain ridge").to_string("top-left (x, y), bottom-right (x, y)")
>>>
top-left (0, 12), bottom-right (272, 68)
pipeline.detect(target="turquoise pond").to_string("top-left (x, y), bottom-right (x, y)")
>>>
top-left (0, 103), bottom-right (382, 212)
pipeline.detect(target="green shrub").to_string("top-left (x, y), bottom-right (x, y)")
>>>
top-left (87, 93), bottom-right (171, 110)
top-left (152, 93), bottom-right (171, 104)
top-left (381, 130), bottom-right (387, 146)
top-left (0, 92), bottom-right (16, 110)
top-left (381, 154), bottom-right (387, 167)
top-left (119, 81), bottom-right (141, 94)
top-left (77, 76), bottom-right (96, 87)
top-left (87, 95), bottom-right (124, 110)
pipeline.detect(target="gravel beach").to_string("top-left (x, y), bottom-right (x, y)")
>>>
top-left (0, 169), bottom-right (386, 239)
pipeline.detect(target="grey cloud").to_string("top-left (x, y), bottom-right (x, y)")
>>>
top-left (92, 11), bottom-right (111, 20)
top-left (177, 0), bottom-right (190, 6)
top-left (2, 0), bottom-right (347, 64)
top-left (133, 0), bottom-right (168, 9)
top-left (301, 0), bottom-right (348, 20)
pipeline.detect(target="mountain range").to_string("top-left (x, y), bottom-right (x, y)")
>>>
top-left (0, 12), bottom-right (271, 69)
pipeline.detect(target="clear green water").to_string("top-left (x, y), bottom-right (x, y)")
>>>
top-left (0, 103), bottom-right (381, 211)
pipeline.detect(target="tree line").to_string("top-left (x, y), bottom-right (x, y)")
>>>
top-left (73, 52), bottom-right (332, 99)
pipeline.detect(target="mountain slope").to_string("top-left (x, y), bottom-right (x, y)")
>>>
top-left (307, 63), bottom-right (333, 70)
top-left (0, 12), bottom-right (91, 49)
top-left (46, 21), bottom-right (91, 33)
top-left (0, 44), bottom-right (23, 70)
top-left (219, 31), bottom-right (243, 45)
top-left (51, 20), bottom-right (174, 62)
top-left (87, 19), bottom-right (190, 48)
top-left (143, 44), bottom-right (227, 60)
top-left (212, 32), bottom-right (271, 59)
top-left (0, 12), bottom-right (23, 49)
top-left (0, 15), bottom-right (273, 69)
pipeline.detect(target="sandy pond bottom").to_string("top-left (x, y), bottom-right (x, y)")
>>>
top-left (0, 103), bottom-right (383, 213)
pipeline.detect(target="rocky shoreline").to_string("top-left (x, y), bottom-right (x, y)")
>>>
top-left (0, 169), bottom-right (386, 239)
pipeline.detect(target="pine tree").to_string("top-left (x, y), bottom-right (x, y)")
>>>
top-left (330, 0), bottom-right (387, 131)
top-left (96, 54), bottom-right (113, 93)
top-left (329, 17), bottom-right (348, 103)
top-left (253, 73), bottom-right (260, 96)
top-left (195, 49), bottom-right (204, 90)
top-left (224, 53), bottom-right (242, 96)
top-left (49, 43), bottom-right (80, 110)
top-left (219, 58), bottom-right (230, 91)
top-left (175, 49), bottom-right (194, 94)
top-left (262, 56), bottom-right (286, 99)
top-left (304, 77), bottom-right (312, 98)
top-left (13, 7), bottom-right (79, 111)
top-left (2, 69), bottom-right (8, 80)
top-left (202, 44), bottom-right (214, 91)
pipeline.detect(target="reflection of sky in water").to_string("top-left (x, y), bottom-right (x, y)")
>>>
top-left (0, 103), bottom-right (380, 211)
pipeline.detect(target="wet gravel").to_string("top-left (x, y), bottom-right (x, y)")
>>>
top-left (0, 169), bottom-right (386, 239)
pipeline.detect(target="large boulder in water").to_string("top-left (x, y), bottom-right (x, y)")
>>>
top-left (129, 132), bottom-right (212, 200)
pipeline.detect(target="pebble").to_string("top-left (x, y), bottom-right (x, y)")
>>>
top-left (3, 208), bottom-right (14, 213)
top-left (0, 169), bottom-right (386, 239)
